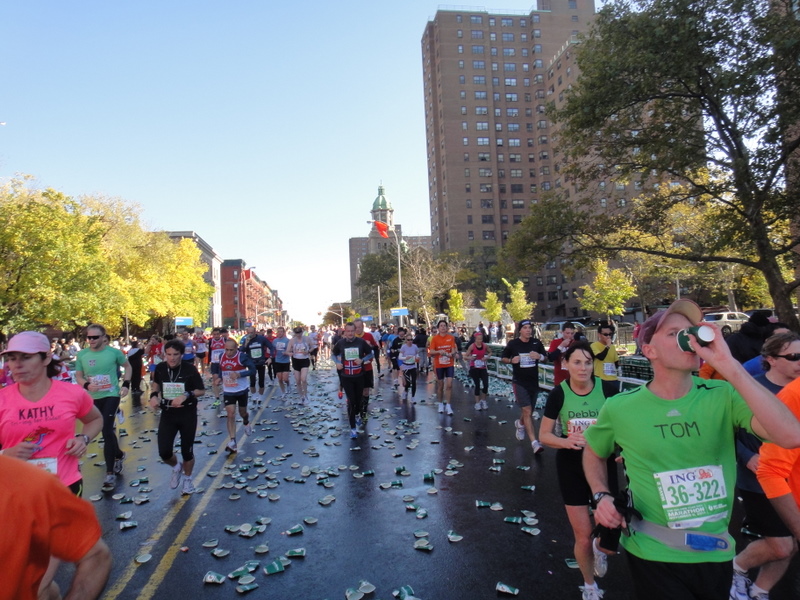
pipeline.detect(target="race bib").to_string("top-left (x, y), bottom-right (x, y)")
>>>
top-left (344, 347), bottom-right (360, 361)
top-left (439, 354), bottom-right (451, 365)
top-left (567, 417), bottom-right (597, 435)
top-left (403, 355), bottom-right (416, 365)
top-left (276, 342), bottom-right (286, 352)
top-left (653, 465), bottom-right (728, 529)
top-left (603, 362), bottom-right (616, 376)
top-left (519, 354), bottom-right (535, 368)
top-left (211, 349), bottom-right (224, 363)
top-left (474, 359), bottom-right (485, 368)
top-left (29, 457), bottom-right (57, 475)
top-left (223, 373), bottom-right (238, 390)
top-left (251, 347), bottom-right (262, 359)
top-left (162, 382), bottom-right (184, 400)
top-left (91, 374), bottom-right (113, 391)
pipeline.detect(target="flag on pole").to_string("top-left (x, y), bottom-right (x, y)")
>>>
top-left (374, 221), bottom-right (390, 238)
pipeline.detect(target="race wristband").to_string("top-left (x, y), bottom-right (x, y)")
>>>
top-left (150, 391), bottom-right (160, 399)
top-left (83, 381), bottom-right (90, 390)
top-left (122, 380), bottom-right (131, 388)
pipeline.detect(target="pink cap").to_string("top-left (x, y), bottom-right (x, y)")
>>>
top-left (640, 299), bottom-right (703, 346)
top-left (1, 331), bottom-right (51, 355)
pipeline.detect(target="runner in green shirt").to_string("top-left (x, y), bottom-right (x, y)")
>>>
top-left (583, 299), bottom-right (800, 600)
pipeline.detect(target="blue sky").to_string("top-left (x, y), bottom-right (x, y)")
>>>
top-left (0, 1), bottom-right (539, 324)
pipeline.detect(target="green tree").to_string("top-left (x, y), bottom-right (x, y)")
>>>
top-left (445, 289), bottom-right (465, 323)
top-left (480, 290), bottom-right (503, 323)
top-left (356, 251), bottom-right (397, 315)
top-left (506, 0), bottom-right (800, 329)
top-left (579, 260), bottom-right (637, 320)
top-left (0, 178), bottom-right (212, 335)
top-left (502, 278), bottom-right (535, 322)
top-left (401, 247), bottom-right (463, 327)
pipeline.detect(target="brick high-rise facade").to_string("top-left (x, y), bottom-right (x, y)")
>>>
top-left (421, 1), bottom-right (597, 320)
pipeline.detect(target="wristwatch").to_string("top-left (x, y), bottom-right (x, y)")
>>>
top-left (75, 434), bottom-right (90, 445)
top-left (593, 491), bottom-right (613, 503)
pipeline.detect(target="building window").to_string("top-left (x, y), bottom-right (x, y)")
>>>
top-left (474, 76), bottom-right (486, 84)
top-left (471, 15), bottom-right (483, 24)
top-left (509, 138), bottom-right (521, 147)
top-left (467, 215), bottom-right (473, 224)
top-left (475, 90), bottom-right (487, 99)
top-left (480, 199), bottom-right (494, 208)
top-left (463, 137), bottom-right (469, 146)
top-left (473, 60), bottom-right (486, 69)
top-left (472, 30), bottom-right (484, 39)
top-left (459, 75), bottom-right (466, 84)
top-left (504, 63), bottom-right (516, 71)
top-left (481, 215), bottom-right (494, 224)
top-left (541, 181), bottom-right (552, 191)
top-left (472, 45), bottom-right (485, 54)
top-left (504, 78), bottom-right (517, 86)
top-left (510, 183), bottom-right (524, 193)
top-left (496, 138), bottom-right (504, 146)
top-left (537, 292), bottom-right (545, 301)
top-left (510, 169), bottom-right (523, 178)
top-left (508, 123), bottom-right (520, 132)
top-left (538, 135), bottom-right (548, 144)
top-left (476, 122), bottom-right (489, 130)
top-left (501, 214), bottom-right (508, 224)
top-left (506, 93), bottom-right (518, 101)
top-left (540, 166), bottom-right (550, 175)
top-left (513, 214), bottom-right (523, 224)
top-left (478, 152), bottom-right (491, 161)
top-left (479, 183), bottom-right (492, 192)
top-left (478, 168), bottom-right (492, 177)
top-left (468, 230), bottom-right (474, 240)
top-left (464, 168), bottom-right (470, 177)
top-left (600, 198), bottom-right (607, 208)
top-left (512, 199), bottom-right (524, 209)
top-left (548, 291), bottom-right (559, 300)
top-left (502, 33), bottom-right (514, 42)
top-left (497, 153), bottom-right (504, 162)
top-left (617, 198), bottom-right (627, 207)
top-left (464, 152), bottom-right (470, 161)
top-left (483, 231), bottom-right (496, 240)
top-left (510, 153), bottom-right (522, 162)
top-left (507, 108), bottom-right (519, 117)
top-left (466, 199), bottom-right (472, 208)
top-left (477, 137), bottom-right (489, 145)
top-left (503, 48), bottom-right (516, 56)
top-left (476, 106), bottom-right (488, 115)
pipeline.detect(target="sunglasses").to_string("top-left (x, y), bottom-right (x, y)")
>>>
top-left (86, 335), bottom-right (101, 340)
top-left (774, 353), bottom-right (800, 362)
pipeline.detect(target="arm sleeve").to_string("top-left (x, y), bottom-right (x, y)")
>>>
top-left (543, 386), bottom-right (565, 420)
top-left (757, 441), bottom-right (799, 499)
top-left (584, 403), bottom-right (616, 459)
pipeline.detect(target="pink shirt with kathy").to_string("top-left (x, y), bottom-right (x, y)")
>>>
top-left (0, 380), bottom-right (94, 487)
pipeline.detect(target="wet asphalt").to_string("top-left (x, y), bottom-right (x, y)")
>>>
top-left (58, 358), bottom-right (800, 600)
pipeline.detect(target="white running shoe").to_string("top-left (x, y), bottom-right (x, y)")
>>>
top-left (480, 400), bottom-right (488, 410)
top-left (181, 475), bottom-right (196, 495)
top-left (170, 460), bottom-right (183, 489)
top-left (225, 439), bottom-right (237, 453)
top-left (515, 419), bottom-right (526, 441)
top-left (532, 439), bottom-right (544, 455)
top-left (474, 402), bottom-right (481, 410)
top-left (446, 404), bottom-right (454, 415)
top-left (244, 424), bottom-right (253, 436)
top-left (580, 585), bottom-right (604, 600)
top-left (438, 403), bottom-right (445, 413)
top-left (593, 538), bottom-right (608, 578)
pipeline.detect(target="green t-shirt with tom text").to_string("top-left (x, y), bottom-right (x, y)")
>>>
top-left (75, 346), bottom-right (126, 399)
top-left (584, 376), bottom-right (754, 563)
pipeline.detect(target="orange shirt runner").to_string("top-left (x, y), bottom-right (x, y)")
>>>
top-left (429, 333), bottom-right (458, 370)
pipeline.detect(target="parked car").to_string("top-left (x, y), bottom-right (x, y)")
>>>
top-left (702, 311), bottom-right (750, 336)
top-left (540, 320), bottom-right (587, 341)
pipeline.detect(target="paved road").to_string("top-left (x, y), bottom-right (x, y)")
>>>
top-left (60, 359), bottom-right (800, 600)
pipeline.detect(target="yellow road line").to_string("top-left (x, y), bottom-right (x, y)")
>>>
top-left (103, 388), bottom-right (276, 599)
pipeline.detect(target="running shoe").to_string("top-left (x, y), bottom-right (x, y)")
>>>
top-left (446, 404), bottom-right (454, 416)
top-left (101, 474), bottom-right (116, 492)
top-left (225, 439), bottom-right (238, 453)
top-left (356, 415), bottom-right (363, 428)
top-left (480, 400), bottom-right (488, 410)
top-left (580, 585), bottom-right (604, 600)
top-left (211, 400), bottom-right (220, 408)
top-left (181, 475), bottom-right (196, 495)
top-left (338, 391), bottom-right (343, 399)
top-left (170, 460), bottom-right (183, 489)
top-left (474, 402), bottom-right (481, 410)
top-left (515, 419), bottom-right (526, 441)
top-left (116, 408), bottom-right (125, 424)
top-left (113, 452), bottom-right (126, 474)
top-left (244, 424), bottom-right (253, 436)
top-left (402, 391), bottom-right (408, 400)
top-left (532, 439), bottom-right (544, 455)
top-left (438, 403), bottom-right (445, 413)
top-left (592, 538), bottom-right (608, 578)
top-left (729, 570), bottom-right (752, 600)
top-left (350, 428), bottom-right (358, 439)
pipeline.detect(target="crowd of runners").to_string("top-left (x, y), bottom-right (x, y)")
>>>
top-left (3, 300), bottom-right (800, 600)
